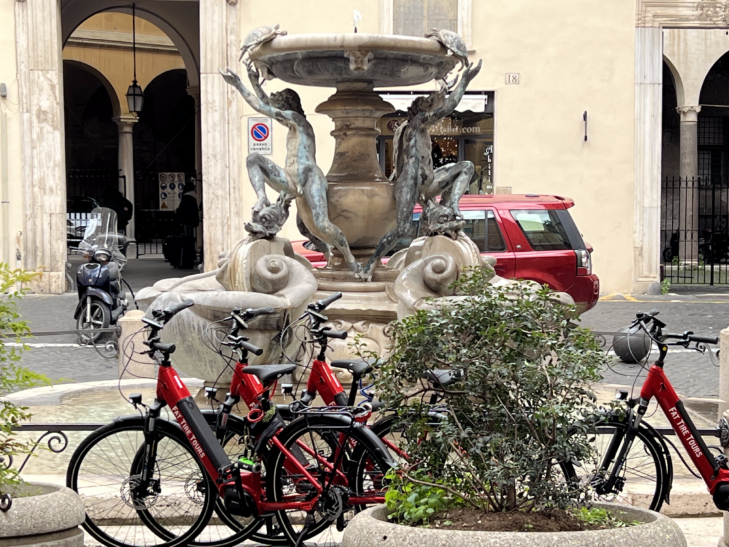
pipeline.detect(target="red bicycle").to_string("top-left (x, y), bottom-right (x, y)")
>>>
top-left (66, 300), bottom-right (395, 547)
top-left (577, 309), bottom-right (729, 512)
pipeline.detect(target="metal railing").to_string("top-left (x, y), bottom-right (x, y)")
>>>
top-left (661, 176), bottom-right (729, 285)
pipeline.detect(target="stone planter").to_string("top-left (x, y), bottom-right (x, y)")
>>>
top-left (0, 483), bottom-right (85, 547)
top-left (342, 503), bottom-right (686, 547)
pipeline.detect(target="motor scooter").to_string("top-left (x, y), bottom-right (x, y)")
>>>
top-left (74, 207), bottom-right (129, 343)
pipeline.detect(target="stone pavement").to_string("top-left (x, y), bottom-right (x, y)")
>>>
top-left (12, 257), bottom-right (190, 383)
top-left (13, 268), bottom-right (729, 396)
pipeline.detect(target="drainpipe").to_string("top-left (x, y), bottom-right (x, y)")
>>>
top-left (1, 112), bottom-right (9, 265)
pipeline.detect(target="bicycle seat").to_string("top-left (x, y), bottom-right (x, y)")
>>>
top-left (423, 369), bottom-right (458, 387)
top-left (330, 359), bottom-right (374, 380)
top-left (241, 364), bottom-right (296, 386)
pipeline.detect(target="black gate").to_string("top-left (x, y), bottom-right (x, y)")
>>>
top-left (661, 176), bottom-right (729, 285)
top-left (133, 171), bottom-right (200, 256)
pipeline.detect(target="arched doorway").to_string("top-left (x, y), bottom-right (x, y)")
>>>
top-left (132, 68), bottom-right (198, 250)
top-left (63, 60), bottom-right (121, 203)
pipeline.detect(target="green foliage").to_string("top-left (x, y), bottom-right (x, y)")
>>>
top-left (671, 256), bottom-right (680, 266)
top-left (572, 506), bottom-right (640, 528)
top-left (661, 279), bottom-right (670, 295)
top-left (375, 267), bottom-right (606, 515)
top-left (0, 264), bottom-right (50, 495)
top-left (384, 470), bottom-right (464, 525)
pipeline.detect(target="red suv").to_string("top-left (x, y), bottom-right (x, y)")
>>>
top-left (291, 194), bottom-right (599, 313)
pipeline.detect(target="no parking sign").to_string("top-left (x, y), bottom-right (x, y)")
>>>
top-left (248, 117), bottom-right (272, 155)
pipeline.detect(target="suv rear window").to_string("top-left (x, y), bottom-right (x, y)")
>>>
top-left (511, 209), bottom-right (585, 251)
top-left (392, 210), bottom-right (506, 253)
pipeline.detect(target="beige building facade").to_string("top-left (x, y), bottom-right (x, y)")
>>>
top-left (0, 0), bottom-right (727, 294)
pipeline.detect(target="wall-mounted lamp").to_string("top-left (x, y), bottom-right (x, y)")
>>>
top-left (583, 111), bottom-right (588, 141)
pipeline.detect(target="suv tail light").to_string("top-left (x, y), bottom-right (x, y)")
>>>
top-left (575, 249), bottom-right (591, 276)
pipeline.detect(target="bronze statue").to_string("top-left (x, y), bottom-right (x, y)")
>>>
top-left (362, 60), bottom-right (483, 278)
top-left (220, 66), bottom-right (361, 275)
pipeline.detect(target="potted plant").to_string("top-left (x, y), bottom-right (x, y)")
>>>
top-left (344, 268), bottom-right (686, 547)
top-left (0, 264), bottom-right (86, 547)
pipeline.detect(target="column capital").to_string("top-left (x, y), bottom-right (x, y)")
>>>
top-left (112, 115), bottom-right (139, 131)
top-left (676, 105), bottom-right (701, 122)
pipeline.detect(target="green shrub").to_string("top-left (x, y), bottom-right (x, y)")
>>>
top-left (375, 267), bottom-right (606, 517)
top-left (0, 264), bottom-right (49, 495)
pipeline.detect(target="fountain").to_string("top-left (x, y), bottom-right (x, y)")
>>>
top-left (138, 27), bottom-right (574, 382)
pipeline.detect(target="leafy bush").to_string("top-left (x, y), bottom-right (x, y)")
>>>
top-left (0, 264), bottom-right (49, 495)
top-left (375, 267), bottom-right (606, 518)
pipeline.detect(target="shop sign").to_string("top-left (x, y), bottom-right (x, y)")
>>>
top-left (378, 117), bottom-right (493, 136)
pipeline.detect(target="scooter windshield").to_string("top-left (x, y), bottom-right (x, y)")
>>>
top-left (79, 207), bottom-right (128, 269)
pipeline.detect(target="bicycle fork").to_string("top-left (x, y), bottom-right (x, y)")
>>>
top-left (594, 400), bottom-right (648, 497)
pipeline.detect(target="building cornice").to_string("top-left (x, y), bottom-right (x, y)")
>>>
top-left (65, 29), bottom-right (178, 53)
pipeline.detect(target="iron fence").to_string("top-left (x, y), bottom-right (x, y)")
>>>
top-left (661, 176), bottom-right (729, 285)
top-left (66, 169), bottom-right (123, 201)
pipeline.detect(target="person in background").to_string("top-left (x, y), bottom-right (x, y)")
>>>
top-left (176, 183), bottom-right (199, 237)
top-left (99, 185), bottom-right (133, 234)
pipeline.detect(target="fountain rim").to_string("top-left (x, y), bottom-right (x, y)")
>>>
top-left (250, 32), bottom-right (450, 59)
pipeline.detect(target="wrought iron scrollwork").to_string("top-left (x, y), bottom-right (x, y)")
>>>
top-left (15, 430), bottom-right (70, 473)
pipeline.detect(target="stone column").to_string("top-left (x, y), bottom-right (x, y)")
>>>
top-left (14, 0), bottom-right (67, 294)
top-left (199, 0), bottom-right (242, 271)
top-left (677, 105), bottom-right (701, 264)
top-left (633, 27), bottom-right (662, 295)
top-left (113, 116), bottom-right (137, 241)
top-left (187, 86), bottom-right (204, 253)
top-left (187, 86), bottom-right (203, 178)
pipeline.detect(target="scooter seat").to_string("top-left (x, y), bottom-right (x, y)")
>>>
top-left (241, 365), bottom-right (296, 386)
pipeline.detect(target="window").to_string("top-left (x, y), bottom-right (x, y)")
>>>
top-left (391, 209), bottom-right (505, 253)
top-left (393, 0), bottom-right (457, 37)
top-left (511, 209), bottom-right (585, 251)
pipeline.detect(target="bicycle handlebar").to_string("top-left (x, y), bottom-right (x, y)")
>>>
top-left (150, 300), bottom-right (194, 325)
top-left (321, 328), bottom-right (347, 340)
top-left (308, 292), bottom-right (342, 312)
top-left (631, 310), bottom-right (719, 347)
top-left (232, 306), bottom-right (275, 320)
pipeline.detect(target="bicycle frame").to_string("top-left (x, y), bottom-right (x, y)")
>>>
top-left (154, 363), bottom-right (326, 512)
top-left (638, 360), bottom-right (729, 494)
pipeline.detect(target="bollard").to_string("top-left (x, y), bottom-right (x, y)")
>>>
top-left (117, 310), bottom-right (156, 380)
top-left (719, 328), bottom-right (729, 547)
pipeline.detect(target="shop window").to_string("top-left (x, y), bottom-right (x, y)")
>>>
top-left (394, 0), bottom-right (458, 37)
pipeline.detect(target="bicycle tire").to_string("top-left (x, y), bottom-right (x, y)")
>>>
top-left (367, 414), bottom-right (579, 503)
top-left (266, 414), bottom-right (394, 545)
top-left (66, 417), bottom-right (216, 547)
top-left (578, 418), bottom-right (670, 511)
top-left (134, 409), bottom-right (284, 547)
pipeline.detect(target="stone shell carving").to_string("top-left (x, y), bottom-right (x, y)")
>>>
top-left (136, 237), bottom-right (317, 382)
top-left (393, 233), bottom-right (575, 318)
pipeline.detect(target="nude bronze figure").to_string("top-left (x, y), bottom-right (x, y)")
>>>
top-left (220, 66), bottom-right (361, 275)
top-left (362, 60), bottom-right (483, 278)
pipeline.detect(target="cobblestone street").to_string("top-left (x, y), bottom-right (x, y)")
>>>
top-left (12, 261), bottom-right (729, 399)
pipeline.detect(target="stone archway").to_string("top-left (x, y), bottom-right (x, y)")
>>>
top-left (14, 0), bottom-right (240, 292)
top-left (633, 0), bottom-right (729, 293)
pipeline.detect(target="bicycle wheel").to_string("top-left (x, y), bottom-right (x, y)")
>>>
top-left (368, 414), bottom-right (578, 503)
top-left (66, 418), bottom-right (215, 547)
top-left (576, 419), bottom-right (669, 511)
top-left (266, 414), bottom-right (393, 545)
top-left (133, 410), bottom-right (279, 547)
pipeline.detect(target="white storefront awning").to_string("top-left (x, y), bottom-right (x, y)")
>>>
top-left (380, 93), bottom-right (490, 113)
